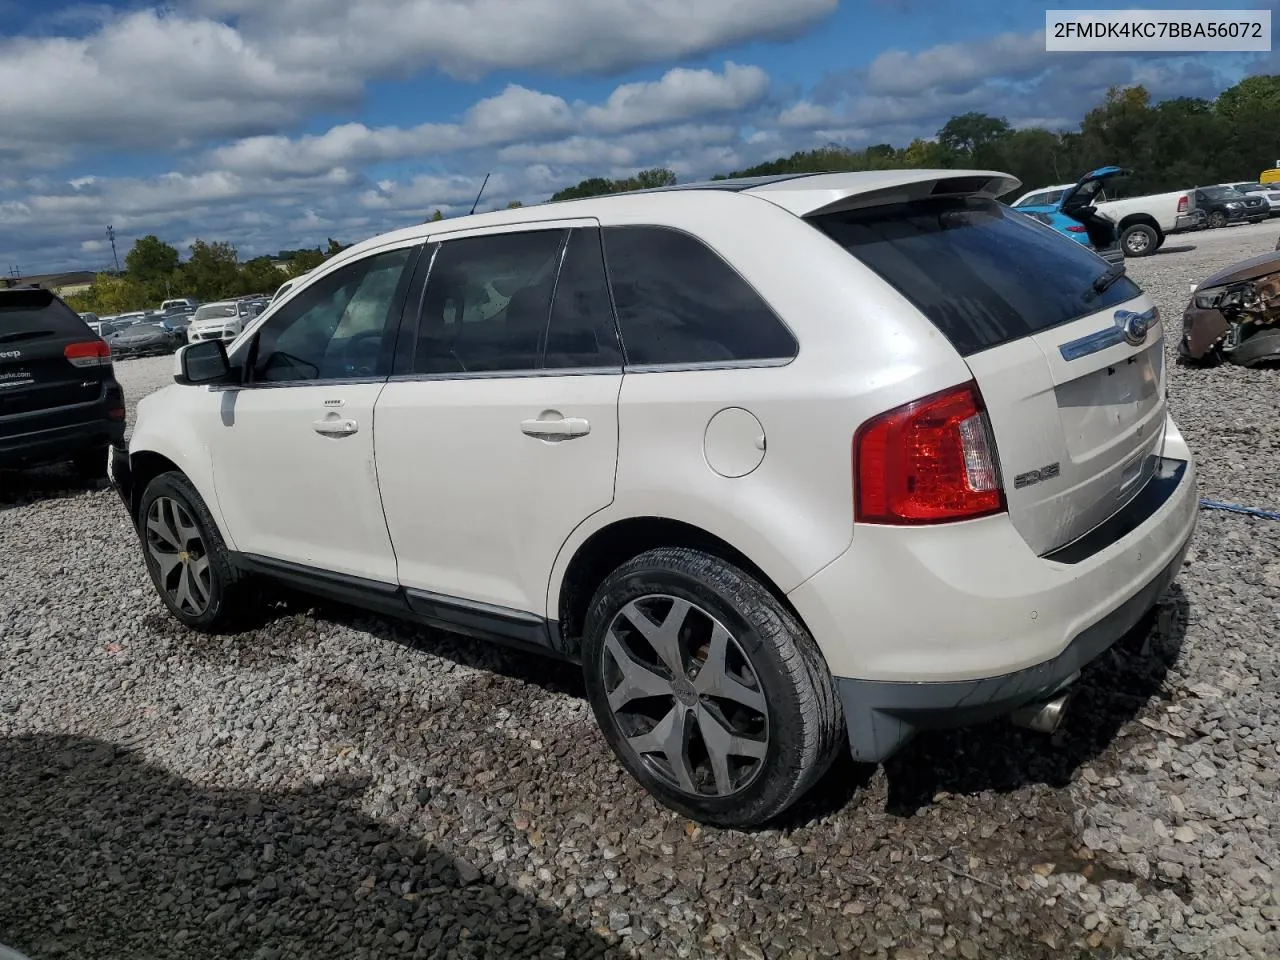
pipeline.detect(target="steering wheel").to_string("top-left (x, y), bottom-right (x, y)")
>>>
top-left (342, 330), bottom-right (384, 377)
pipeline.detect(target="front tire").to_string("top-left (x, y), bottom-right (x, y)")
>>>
top-left (136, 470), bottom-right (257, 632)
top-left (1207, 211), bottom-right (1228, 229)
top-left (581, 547), bottom-right (844, 828)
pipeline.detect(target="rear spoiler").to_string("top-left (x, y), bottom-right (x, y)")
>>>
top-left (743, 169), bottom-right (1022, 218)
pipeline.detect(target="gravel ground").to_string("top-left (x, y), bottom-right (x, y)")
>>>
top-left (2, 221), bottom-right (1278, 960)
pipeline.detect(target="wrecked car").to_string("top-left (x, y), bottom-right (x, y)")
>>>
top-left (1180, 248), bottom-right (1280, 366)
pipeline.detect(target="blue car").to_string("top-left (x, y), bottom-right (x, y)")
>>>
top-left (1012, 166), bottom-right (1128, 263)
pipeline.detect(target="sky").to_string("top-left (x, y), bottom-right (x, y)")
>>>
top-left (0, 0), bottom-right (1276, 273)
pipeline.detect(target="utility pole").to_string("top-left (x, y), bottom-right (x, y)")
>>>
top-left (106, 225), bottom-right (120, 273)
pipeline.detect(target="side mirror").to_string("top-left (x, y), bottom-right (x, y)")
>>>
top-left (174, 339), bottom-right (235, 386)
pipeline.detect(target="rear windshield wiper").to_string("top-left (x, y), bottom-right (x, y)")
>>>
top-left (0, 330), bottom-right (53, 345)
top-left (1084, 262), bottom-right (1126, 301)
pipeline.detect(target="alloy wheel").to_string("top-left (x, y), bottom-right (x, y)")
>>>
top-left (601, 594), bottom-right (769, 798)
top-left (1126, 231), bottom-right (1150, 254)
top-left (145, 496), bottom-right (212, 616)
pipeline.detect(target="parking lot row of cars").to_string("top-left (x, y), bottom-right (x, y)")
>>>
top-left (79, 294), bottom-right (273, 360)
top-left (1010, 168), bottom-right (1277, 258)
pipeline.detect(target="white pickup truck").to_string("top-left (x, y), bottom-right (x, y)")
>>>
top-left (1012, 166), bottom-right (1204, 257)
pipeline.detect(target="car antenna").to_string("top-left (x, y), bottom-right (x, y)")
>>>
top-left (469, 173), bottom-right (491, 216)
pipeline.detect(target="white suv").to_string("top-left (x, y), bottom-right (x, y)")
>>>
top-left (108, 170), bottom-right (1198, 827)
top-left (186, 300), bottom-right (259, 343)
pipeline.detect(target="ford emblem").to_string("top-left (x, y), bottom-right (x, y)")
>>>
top-left (1115, 309), bottom-right (1150, 346)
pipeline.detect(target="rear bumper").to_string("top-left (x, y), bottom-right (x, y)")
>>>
top-left (1174, 212), bottom-right (1204, 232)
top-left (832, 530), bottom-right (1191, 762)
top-left (0, 416), bottom-right (125, 469)
top-left (789, 414), bottom-right (1199, 762)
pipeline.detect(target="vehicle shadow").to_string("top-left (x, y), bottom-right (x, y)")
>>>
top-left (880, 583), bottom-right (1191, 816)
top-left (1156, 244), bottom-right (1197, 255)
top-left (0, 732), bottom-right (620, 960)
top-left (0, 464), bottom-right (103, 512)
top-left (273, 594), bottom-right (587, 700)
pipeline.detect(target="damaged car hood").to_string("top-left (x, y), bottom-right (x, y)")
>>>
top-left (1197, 250), bottom-right (1280, 288)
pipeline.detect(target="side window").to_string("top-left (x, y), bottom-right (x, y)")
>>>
top-left (1016, 192), bottom-right (1046, 208)
top-left (251, 246), bottom-right (414, 383)
top-left (602, 226), bottom-right (797, 366)
top-left (543, 228), bottom-right (622, 370)
top-left (414, 229), bottom-right (567, 374)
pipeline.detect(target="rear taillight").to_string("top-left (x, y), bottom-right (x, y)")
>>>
top-left (854, 382), bottom-right (1005, 524)
top-left (1177, 195), bottom-right (1189, 213)
top-left (65, 340), bottom-right (112, 368)
top-left (1066, 225), bottom-right (1088, 233)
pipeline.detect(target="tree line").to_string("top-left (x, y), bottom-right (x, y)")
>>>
top-left (62, 75), bottom-right (1279, 316)
top-left (550, 76), bottom-right (1280, 203)
top-left (65, 238), bottom-right (350, 315)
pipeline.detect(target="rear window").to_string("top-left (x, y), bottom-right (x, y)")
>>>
top-left (0, 289), bottom-right (92, 339)
top-left (811, 196), bottom-right (1142, 356)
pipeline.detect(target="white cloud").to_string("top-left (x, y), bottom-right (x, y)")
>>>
top-left (581, 62), bottom-right (769, 132)
top-left (0, 10), bottom-right (353, 154)
top-left (187, 0), bottom-right (835, 79)
top-left (0, 0), bottom-right (831, 164)
top-left (777, 101), bottom-right (839, 129)
top-left (207, 64), bottom-right (763, 179)
top-left (863, 31), bottom-right (1050, 97)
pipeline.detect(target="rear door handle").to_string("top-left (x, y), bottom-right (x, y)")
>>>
top-left (314, 418), bottom-right (358, 436)
top-left (521, 416), bottom-right (590, 439)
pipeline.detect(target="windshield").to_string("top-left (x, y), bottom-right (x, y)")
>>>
top-left (811, 196), bottom-right (1141, 356)
top-left (1202, 186), bottom-right (1241, 199)
top-left (194, 303), bottom-right (237, 320)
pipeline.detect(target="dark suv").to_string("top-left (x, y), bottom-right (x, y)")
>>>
top-left (0, 286), bottom-right (126, 477)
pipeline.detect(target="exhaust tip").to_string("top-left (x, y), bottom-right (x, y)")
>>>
top-left (1010, 689), bottom-right (1073, 734)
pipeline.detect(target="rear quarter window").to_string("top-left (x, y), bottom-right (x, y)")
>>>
top-left (0, 289), bottom-right (93, 339)
top-left (811, 197), bottom-right (1142, 357)
top-left (602, 225), bottom-right (797, 366)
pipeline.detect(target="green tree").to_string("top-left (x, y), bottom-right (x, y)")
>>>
top-left (124, 235), bottom-right (180, 301)
top-left (326, 238), bottom-right (350, 255)
top-left (240, 256), bottom-right (286, 295)
top-left (901, 138), bottom-right (951, 168)
top-left (186, 240), bottom-right (241, 302)
top-left (550, 178), bottom-right (617, 202)
top-left (506, 200), bottom-right (524, 209)
top-left (1215, 77), bottom-right (1280, 181)
top-left (626, 168), bottom-right (677, 190)
top-left (428, 210), bottom-right (445, 222)
top-left (937, 112), bottom-right (1012, 156)
top-left (1216, 75), bottom-right (1280, 120)
top-left (288, 250), bottom-right (326, 277)
top-left (66, 273), bottom-right (150, 314)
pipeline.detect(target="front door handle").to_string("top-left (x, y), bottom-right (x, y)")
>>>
top-left (314, 417), bottom-right (359, 436)
top-left (521, 416), bottom-right (590, 439)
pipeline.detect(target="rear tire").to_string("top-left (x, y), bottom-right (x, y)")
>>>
top-left (136, 470), bottom-right (258, 632)
top-left (581, 547), bottom-right (845, 828)
top-left (1120, 223), bottom-right (1159, 257)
